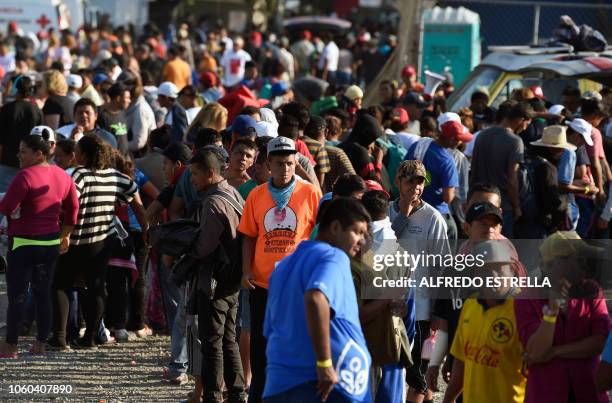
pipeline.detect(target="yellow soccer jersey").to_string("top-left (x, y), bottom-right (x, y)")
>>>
top-left (450, 296), bottom-right (526, 403)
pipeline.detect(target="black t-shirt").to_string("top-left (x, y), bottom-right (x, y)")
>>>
top-left (0, 99), bottom-right (43, 167)
top-left (97, 108), bottom-right (129, 155)
top-left (42, 95), bottom-right (73, 126)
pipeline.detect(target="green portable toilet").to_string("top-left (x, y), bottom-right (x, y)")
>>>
top-left (420, 6), bottom-right (481, 88)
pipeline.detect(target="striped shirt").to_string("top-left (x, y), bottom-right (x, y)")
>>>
top-left (302, 136), bottom-right (331, 174)
top-left (71, 167), bottom-right (137, 245)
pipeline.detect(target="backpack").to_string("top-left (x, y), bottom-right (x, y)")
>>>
top-left (377, 135), bottom-right (408, 198)
top-left (518, 156), bottom-right (543, 221)
top-left (148, 218), bottom-right (200, 258)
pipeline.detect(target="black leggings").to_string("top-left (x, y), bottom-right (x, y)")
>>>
top-left (128, 230), bottom-right (147, 330)
top-left (52, 238), bottom-right (113, 344)
top-left (106, 267), bottom-right (131, 329)
top-left (5, 239), bottom-right (59, 344)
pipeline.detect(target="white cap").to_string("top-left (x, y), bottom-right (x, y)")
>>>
top-left (582, 90), bottom-right (603, 102)
top-left (30, 125), bottom-right (56, 142)
top-left (254, 121), bottom-right (278, 138)
top-left (158, 82), bottom-right (179, 98)
top-left (548, 104), bottom-right (565, 116)
top-left (67, 74), bottom-right (83, 89)
top-left (92, 49), bottom-right (112, 67)
top-left (567, 119), bottom-right (594, 146)
top-left (437, 112), bottom-right (461, 127)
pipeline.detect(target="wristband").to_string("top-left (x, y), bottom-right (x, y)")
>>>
top-left (543, 315), bottom-right (557, 324)
top-left (584, 186), bottom-right (589, 195)
top-left (316, 359), bottom-right (333, 368)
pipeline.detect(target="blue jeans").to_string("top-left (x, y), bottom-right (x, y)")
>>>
top-left (168, 285), bottom-right (188, 377)
top-left (157, 256), bottom-right (181, 330)
top-left (576, 197), bottom-right (594, 238)
top-left (264, 382), bottom-right (351, 403)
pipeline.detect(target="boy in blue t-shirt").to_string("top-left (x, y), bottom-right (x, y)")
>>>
top-left (264, 197), bottom-right (373, 402)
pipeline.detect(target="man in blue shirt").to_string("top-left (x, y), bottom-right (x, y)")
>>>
top-left (264, 197), bottom-right (372, 402)
top-left (405, 118), bottom-right (471, 246)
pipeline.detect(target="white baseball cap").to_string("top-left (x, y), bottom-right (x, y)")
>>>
top-left (566, 118), bottom-right (593, 146)
top-left (158, 82), bottom-right (179, 99)
top-left (254, 121), bottom-right (278, 138)
top-left (30, 125), bottom-right (56, 142)
top-left (67, 74), bottom-right (83, 89)
top-left (548, 104), bottom-right (565, 117)
top-left (267, 136), bottom-right (297, 156)
top-left (437, 112), bottom-right (461, 127)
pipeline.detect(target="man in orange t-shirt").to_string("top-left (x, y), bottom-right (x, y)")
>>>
top-left (238, 136), bottom-right (321, 402)
top-left (162, 46), bottom-right (192, 91)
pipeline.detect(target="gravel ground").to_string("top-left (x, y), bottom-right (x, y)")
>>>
top-left (0, 272), bottom-right (445, 403)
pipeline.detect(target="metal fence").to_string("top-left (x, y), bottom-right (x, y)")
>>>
top-left (438, 0), bottom-right (612, 53)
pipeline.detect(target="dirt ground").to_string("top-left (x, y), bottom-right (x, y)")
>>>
top-left (0, 272), bottom-right (446, 403)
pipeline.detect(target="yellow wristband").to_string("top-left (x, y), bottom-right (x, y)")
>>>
top-left (543, 314), bottom-right (557, 324)
top-left (584, 186), bottom-right (589, 195)
top-left (316, 359), bottom-right (333, 368)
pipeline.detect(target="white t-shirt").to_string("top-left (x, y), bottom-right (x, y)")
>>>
top-left (318, 41), bottom-right (339, 72)
top-left (220, 49), bottom-right (252, 87)
top-left (0, 53), bottom-right (16, 73)
top-left (395, 131), bottom-right (421, 151)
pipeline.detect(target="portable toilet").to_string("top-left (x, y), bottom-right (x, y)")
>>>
top-left (420, 6), bottom-right (481, 88)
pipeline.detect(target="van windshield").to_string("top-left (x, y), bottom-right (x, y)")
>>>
top-left (447, 66), bottom-right (501, 111)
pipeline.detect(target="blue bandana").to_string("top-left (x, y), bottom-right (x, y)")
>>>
top-left (268, 176), bottom-right (296, 212)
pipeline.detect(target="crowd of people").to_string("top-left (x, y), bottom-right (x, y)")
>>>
top-left (0, 16), bottom-right (612, 403)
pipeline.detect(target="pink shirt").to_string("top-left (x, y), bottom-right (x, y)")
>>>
top-left (586, 127), bottom-right (605, 160)
top-left (0, 164), bottom-right (79, 237)
top-left (514, 283), bottom-right (610, 403)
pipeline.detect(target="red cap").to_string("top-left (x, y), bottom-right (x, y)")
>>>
top-left (9, 21), bottom-right (17, 32)
top-left (364, 180), bottom-right (390, 199)
top-left (302, 30), bottom-right (312, 40)
top-left (250, 31), bottom-right (262, 47)
top-left (530, 85), bottom-right (545, 100)
top-left (401, 65), bottom-right (416, 78)
top-left (200, 71), bottom-right (217, 87)
top-left (440, 120), bottom-right (473, 142)
top-left (392, 107), bottom-right (409, 124)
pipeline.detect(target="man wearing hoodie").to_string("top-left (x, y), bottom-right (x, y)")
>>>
top-left (339, 114), bottom-right (384, 183)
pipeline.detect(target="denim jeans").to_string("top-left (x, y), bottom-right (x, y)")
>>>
top-left (157, 256), bottom-right (181, 331)
top-left (168, 284), bottom-right (188, 377)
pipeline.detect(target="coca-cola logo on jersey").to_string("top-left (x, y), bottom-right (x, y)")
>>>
top-left (464, 341), bottom-right (500, 368)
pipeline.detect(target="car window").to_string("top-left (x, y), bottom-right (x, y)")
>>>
top-left (446, 66), bottom-right (502, 111)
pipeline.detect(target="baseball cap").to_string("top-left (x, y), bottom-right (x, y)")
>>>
top-left (439, 120), bottom-right (473, 142)
top-left (539, 231), bottom-right (601, 263)
top-left (471, 240), bottom-right (513, 265)
top-left (582, 90), bottom-right (603, 102)
top-left (392, 108), bottom-right (409, 125)
top-left (397, 160), bottom-right (428, 182)
top-left (254, 121), bottom-right (278, 138)
top-left (158, 82), bottom-right (179, 98)
top-left (93, 73), bottom-right (109, 86)
top-left (401, 65), bottom-right (416, 78)
top-left (403, 91), bottom-right (431, 108)
top-left (344, 85), bottom-right (364, 101)
top-left (548, 104), bottom-right (565, 116)
top-left (267, 136), bottom-right (297, 156)
top-left (163, 142), bottom-right (193, 164)
top-left (232, 115), bottom-right (257, 137)
top-left (437, 112), bottom-right (461, 127)
top-left (271, 81), bottom-right (289, 98)
top-left (30, 125), bottom-right (56, 142)
top-left (364, 180), bottom-right (390, 199)
top-left (466, 201), bottom-right (503, 224)
top-left (67, 74), bottom-right (83, 89)
top-left (566, 119), bottom-right (594, 146)
top-left (200, 71), bottom-right (217, 87)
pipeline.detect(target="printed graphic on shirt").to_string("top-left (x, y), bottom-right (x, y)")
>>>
top-left (263, 206), bottom-right (298, 254)
top-left (109, 123), bottom-right (128, 136)
top-left (464, 341), bottom-right (500, 368)
top-left (490, 317), bottom-right (514, 344)
top-left (336, 339), bottom-right (369, 396)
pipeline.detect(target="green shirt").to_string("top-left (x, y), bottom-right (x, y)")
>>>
top-left (238, 179), bottom-right (259, 201)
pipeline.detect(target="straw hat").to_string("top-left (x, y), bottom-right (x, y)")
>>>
top-left (530, 125), bottom-right (576, 151)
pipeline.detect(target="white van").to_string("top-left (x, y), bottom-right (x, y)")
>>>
top-left (0, 0), bottom-right (71, 36)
